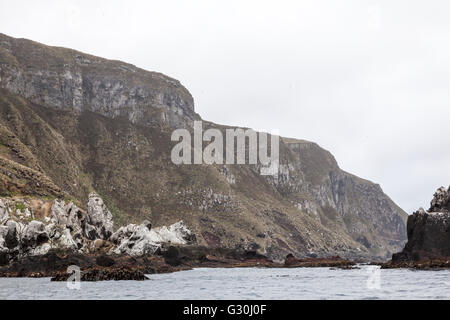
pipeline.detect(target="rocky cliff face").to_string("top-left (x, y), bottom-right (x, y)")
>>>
top-left (0, 33), bottom-right (408, 261)
top-left (0, 33), bottom-right (197, 128)
top-left (392, 186), bottom-right (450, 262)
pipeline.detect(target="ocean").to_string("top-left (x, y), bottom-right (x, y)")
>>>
top-left (0, 266), bottom-right (448, 300)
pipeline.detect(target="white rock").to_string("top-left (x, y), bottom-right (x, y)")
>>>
top-left (0, 225), bottom-right (9, 252)
top-left (24, 208), bottom-right (31, 218)
top-left (21, 220), bottom-right (49, 250)
top-left (0, 199), bottom-right (8, 224)
top-left (45, 224), bottom-right (78, 251)
top-left (110, 220), bottom-right (194, 257)
top-left (30, 243), bottom-right (51, 256)
top-left (50, 199), bottom-right (82, 231)
top-left (50, 199), bottom-right (67, 225)
top-left (152, 221), bottom-right (195, 244)
top-left (86, 193), bottom-right (114, 239)
top-left (2, 220), bottom-right (22, 252)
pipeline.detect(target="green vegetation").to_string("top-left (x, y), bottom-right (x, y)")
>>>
top-left (14, 202), bottom-right (25, 212)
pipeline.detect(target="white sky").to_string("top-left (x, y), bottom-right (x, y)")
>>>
top-left (1, 0), bottom-right (449, 213)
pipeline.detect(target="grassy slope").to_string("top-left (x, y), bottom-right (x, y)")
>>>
top-left (0, 33), bottom-right (408, 260)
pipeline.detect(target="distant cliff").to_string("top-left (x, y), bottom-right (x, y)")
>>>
top-left (0, 33), bottom-right (407, 261)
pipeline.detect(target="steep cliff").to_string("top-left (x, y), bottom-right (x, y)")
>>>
top-left (0, 33), bottom-right (407, 261)
top-left (0, 33), bottom-right (197, 127)
top-left (392, 186), bottom-right (450, 262)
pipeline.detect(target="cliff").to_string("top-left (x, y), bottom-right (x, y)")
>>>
top-left (0, 33), bottom-right (197, 127)
top-left (0, 33), bottom-right (408, 261)
top-left (392, 186), bottom-right (450, 262)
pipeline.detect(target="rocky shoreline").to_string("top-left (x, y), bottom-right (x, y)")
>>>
top-left (381, 258), bottom-right (450, 270)
top-left (0, 246), bottom-right (359, 281)
top-left (1, 186), bottom-right (448, 280)
top-left (381, 186), bottom-right (450, 270)
top-left (0, 191), bottom-right (360, 281)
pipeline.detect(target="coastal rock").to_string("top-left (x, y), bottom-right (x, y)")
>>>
top-left (4, 221), bottom-right (20, 250)
top-left (284, 253), bottom-right (355, 268)
top-left (0, 226), bottom-right (10, 254)
top-left (0, 193), bottom-right (116, 264)
top-left (50, 267), bottom-right (149, 281)
top-left (111, 221), bottom-right (196, 257)
top-left (0, 200), bottom-right (8, 224)
top-left (0, 191), bottom-right (199, 266)
top-left (0, 250), bottom-right (181, 279)
top-left (153, 221), bottom-right (196, 244)
top-left (21, 221), bottom-right (49, 251)
top-left (95, 254), bottom-right (115, 267)
top-left (45, 224), bottom-right (79, 252)
top-left (85, 193), bottom-right (114, 240)
top-left (429, 186), bottom-right (450, 212)
top-left (0, 221), bottom-right (22, 260)
top-left (392, 186), bottom-right (450, 262)
top-left (50, 200), bottom-right (84, 235)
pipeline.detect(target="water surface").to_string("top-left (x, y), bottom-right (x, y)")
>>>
top-left (0, 266), bottom-right (448, 299)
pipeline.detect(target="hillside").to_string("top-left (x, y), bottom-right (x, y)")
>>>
top-left (0, 33), bottom-right (407, 261)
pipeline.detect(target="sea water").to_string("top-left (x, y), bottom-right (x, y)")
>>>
top-left (0, 266), bottom-right (448, 300)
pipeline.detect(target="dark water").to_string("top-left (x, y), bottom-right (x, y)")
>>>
top-left (0, 266), bottom-right (448, 300)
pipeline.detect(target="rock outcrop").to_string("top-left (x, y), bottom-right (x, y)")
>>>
top-left (0, 197), bottom-right (96, 261)
top-left (0, 194), bottom-right (195, 265)
top-left (51, 267), bottom-right (149, 281)
top-left (110, 220), bottom-right (196, 256)
top-left (85, 193), bottom-right (114, 240)
top-left (391, 186), bottom-right (450, 262)
top-left (284, 253), bottom-right (355, 268)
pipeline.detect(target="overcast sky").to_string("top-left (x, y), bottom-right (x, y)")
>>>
top-left (1, 0), bottom-right (449, 213)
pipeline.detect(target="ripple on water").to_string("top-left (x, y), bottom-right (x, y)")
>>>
top-left (0, 266), bottom-right (449, 300)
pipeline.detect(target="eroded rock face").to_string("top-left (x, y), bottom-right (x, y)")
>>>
top-left (429, 186), bottom-right (450, 213)
top-left (0, 200), bottom-right (8, 224)
top-left (86, 193), bottom-right (114, 240)
top-left (110, 220), bottom-right (196, 257)
top-left (392, 186), bottom-right (450, 262)
top-left (0, 195), bottom-right (109, 260)
top-left (0, 33), bottom-right (195, 128)
top-left (0, 194), bottom-right (197, 264)
top-left (21, 221), bottom-right (49, 251)
top-left (50, 200), bottom-right (84, 234)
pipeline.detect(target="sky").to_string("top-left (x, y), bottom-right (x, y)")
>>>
top-left (1, 0), bottom-right (449, 213)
